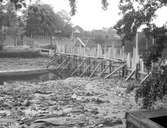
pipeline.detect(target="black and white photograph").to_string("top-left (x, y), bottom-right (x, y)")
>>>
top-left (0, 0), bottom-right (167, 127)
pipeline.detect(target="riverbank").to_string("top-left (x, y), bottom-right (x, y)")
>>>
top-left (0, 77), bottom-right (139, 128)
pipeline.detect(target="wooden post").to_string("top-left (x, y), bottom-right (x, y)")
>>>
top-left (135, 32), bottom-right (139, 65)
top-left (76, 55), bottom-right (78, 69)
top-left (59, 56), bottom-right (72, 73)
top-left (46, 54), bottom-right (58, 68)
top-left (127, 53), bottom-right (131, 68)
top-left (80, 64), bottom-right (92, 77)
top-left (56, 57), bottom-right (67, 70)
top-left (67, 55), bottom-right (71, 70)
top-left (122, 64), bottom-right (127, 78)
top-left (97, 44), bottom-right (102, 57)
top-left (105, 64), bottom-right (126, 79)
top-left (60, 54), bottom-right (63, 63)
top-left (140, 72), bottom-right (151, 85)
top-left (109, 61), bottom-right (112, 74)
top-left (73, 55), bottom-right (75, 70)
top-left (71, 58), bottom-right (85, 76)
top-left (135, 63), bottom-right (140, 81)
top-left (79, 56), bottom-right (83, 74)
top-left (88, 57), bottom-right (91, 74)
top-left (122, 45), bottom-right (125, 61)
top-left (125, 67), bottom-right (136, 81)
top-left (93, 59), bottom-right (96, 70)
top-left (101, 59), bottom-right (104, 72)
top-left (135, 29), bottom-right (141, 75)
top-left (99, 62), bottom-right (110, 77)
top-left (90, 62), bottom-right (102, 78)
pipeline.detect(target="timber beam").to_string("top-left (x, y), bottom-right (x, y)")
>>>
top-left (105, 63), bottom-right (126, 79)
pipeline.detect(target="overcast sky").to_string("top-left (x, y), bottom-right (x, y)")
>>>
top-left (40, 0), bottom-right (167, 31)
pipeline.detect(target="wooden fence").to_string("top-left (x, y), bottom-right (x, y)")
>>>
top-left (126, 47), bottom-right (147, 75)
top-left (56, 43), bottom-right (148, 78)
top-left (4, 34), bottom-right (148, 79)
top-left (56, 44), bottom-right (124, 60)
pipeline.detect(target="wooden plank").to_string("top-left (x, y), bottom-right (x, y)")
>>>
top-left (122, 64), bottom-right (127, 78)
top-left (125, 67), bottom-right (136, 81)
top-left (55, 52), bottom-right (123, 63)
top-left (104, 64), bottom-right (126, 79)
top-left (126, 110), bottom-right (167, 128)
top-left (87, 57), bottom-right (91, 73)
top-left (59, 58), bottom-right (73, 73)
top-left (80, 60), bottom-right (94, 77)
top-left (89, 62), bottom-right (102, 78)
top-left (71, 59), bottom-right (86, 76)
top-left (135, 63), bottom-right (140, 81)
top-left (140, 72), bottom-right (151, 85)
top-left (46, 55), bottom-right (58, 68)
top-left (109, 61), bottom-right (112, 73)
top-left (101, 61), bottom-right (104, 72)
top-left (99, 64), bottom-right (110, 77)
top-left (73, 55), bottom-right (77, 69)
top-left (56, 57), bottom-right (68, 70)
top-left (80, 65), bottom-right (92, 77)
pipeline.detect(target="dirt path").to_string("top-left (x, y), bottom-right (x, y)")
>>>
top-left (0, 77), bottom-right (139, 128)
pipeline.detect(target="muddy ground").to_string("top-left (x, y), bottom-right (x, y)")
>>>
top-left (0, 77), bottom-right (140, 128)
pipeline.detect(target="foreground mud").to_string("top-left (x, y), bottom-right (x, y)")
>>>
top-left (0, 77), bottom-right (139, 128)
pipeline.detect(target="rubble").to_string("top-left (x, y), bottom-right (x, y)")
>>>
top-left (0, 77), bottom-right (138, 128)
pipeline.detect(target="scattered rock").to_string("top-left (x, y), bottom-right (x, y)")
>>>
top-left (86, 92), bottom-right (94, 96)
top-left (102, 117), bottom-right (123, 127)
top-left (0, 77), bottom-right (137, 127)
top-left (91, 98), bottom-right (109, 104)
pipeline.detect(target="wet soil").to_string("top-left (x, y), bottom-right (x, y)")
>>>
top-left (0, 77), bottom-right (139, 128)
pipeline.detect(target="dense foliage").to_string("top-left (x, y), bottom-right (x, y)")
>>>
top-left (0, 1), bottom-right (73, 48)
top-left (135, 27), bottom-right (167, 108)
top-left (26, 4), bottom-right (61, 36)
top-left (0, 0), bottom-right (109, 16)
top-left (0, 2), bottom-right (19, 48)
top-left (114, 0), bottom-right (167, 41)
top-left (142, 27), bottom-right (167, 70)
top-left (26, 4), bottom-right (73, 37)
top-left (115, 0), bottom-right (167, 108)
top-left (136, 65), bottom-right (167, 109)
top-left (0, 0), bottom-right (26, 10)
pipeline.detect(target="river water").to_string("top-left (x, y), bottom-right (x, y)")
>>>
top-left (0, 72), bottom-right (58, 85)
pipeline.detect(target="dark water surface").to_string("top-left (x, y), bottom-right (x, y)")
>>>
top-left (0, 72), bottom-right (58, 85)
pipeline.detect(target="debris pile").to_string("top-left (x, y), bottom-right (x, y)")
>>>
top-left (0, 77), bottom-right (138, 128)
